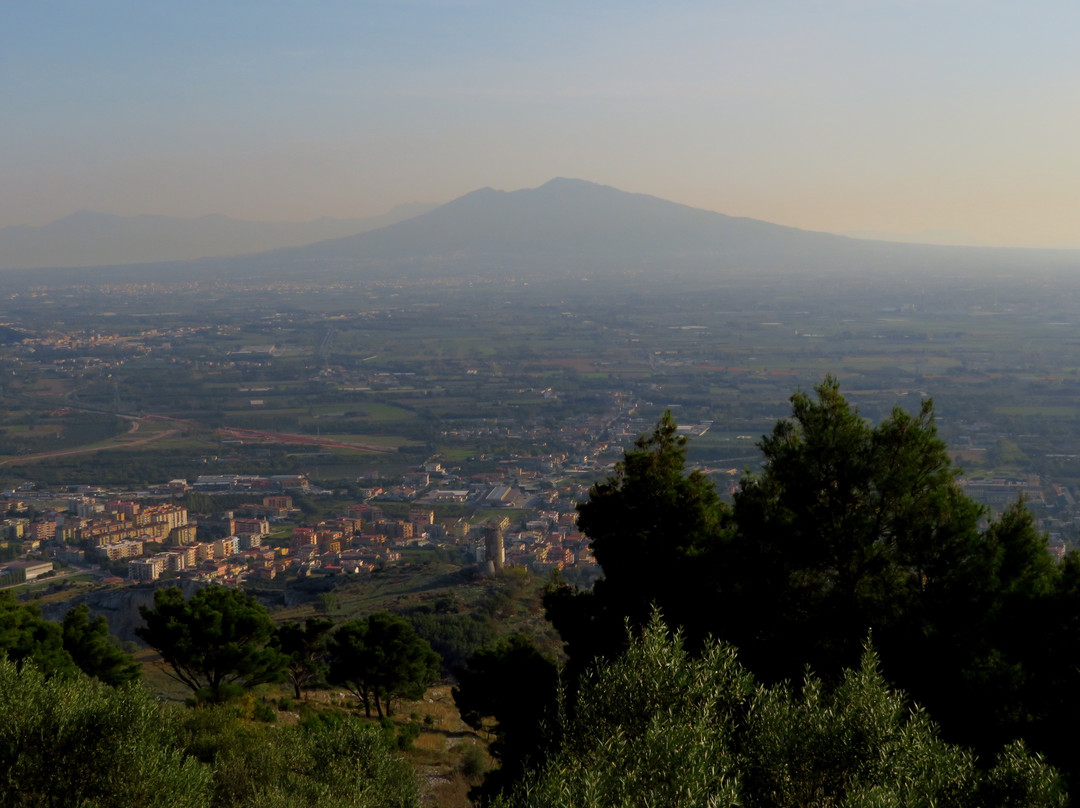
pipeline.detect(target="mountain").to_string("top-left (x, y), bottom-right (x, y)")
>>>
top-left (257, 178), bottom-right (1080, 282)
top-left (0, 203), bottom-right (436, 270)
top-left (5, 179), bottom-right (1079, 283)
top-left (268, 178), bottom-right (851, 273)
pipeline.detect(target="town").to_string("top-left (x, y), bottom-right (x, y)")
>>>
top-left (7, 271), bottom-right (1080, 595)
top-left (0, 463), bottom-right (599, 591)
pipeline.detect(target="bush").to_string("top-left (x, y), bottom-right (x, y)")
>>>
top-left (0, 659), bottom-right (422, 808)
top-left (252, 700), bottom-right (277, 723)
top-left (181, 704), bottom-right (421, 807)
top-left (0, 658), bottom-right (211, 807)
top-left (459, 744), bottom-right (488, 781)
top-left (396, 720), bottom-right (421, 750)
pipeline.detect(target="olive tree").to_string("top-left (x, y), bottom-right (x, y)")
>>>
top-left (498, 616), bottom-right (1066, 808)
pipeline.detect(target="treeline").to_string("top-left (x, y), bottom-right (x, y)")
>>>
top-left (454, 378), bottom-right (1080, 806)
top-left (0, 443), bottom-right (356, 488)
top-left (2, 585), bottom-right (437, 806)
top-left (0, 593), bottom-right (140, 685)
top-left (405, 601), bottom-right (498, 674)
top-left (137, 586), bottom-right (441, 717)
top-left (0, 449), bottom-right (214, 488)
top-left (2, 585), bottom-right (444, 715)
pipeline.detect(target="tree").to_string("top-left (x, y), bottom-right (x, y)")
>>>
top-left (0, 590), bottom-right (77, 678)
top-left (577, 410), bottom-right (726, 631)
top-left (729, 377), bottom-right (988, 680)
top-left (61, 603), bottom-right (140, 686)
top-left (453, 634), bottom-right (560, 803)
top-left (727, 380), bottom-right (1071, 769)
top-left (328, 619), bottom-right (378, 717)
top-left (496, 615), bottom-right (1066, 808)
top-left (137, 586), bottom-right (285, 702)
top-left (559, 379), bottom-right (1078, 792)
top-left (972, 509), bottom-right (1080, 786)
top-left (275, 616), bottom-right (332, 700)
top-left (1, 594), bottom-right (139, 686)
top-left (545, 411), bottom-right (728, 673)
top-left (328, 612), bottom-right (440, 718)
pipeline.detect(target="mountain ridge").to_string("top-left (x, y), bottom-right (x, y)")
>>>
top-left (269, 177), bottom-right (854, 268)
top-left (258, 177), bottom-right (1015, 284)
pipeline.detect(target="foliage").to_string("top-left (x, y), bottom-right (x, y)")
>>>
top-left (728, 380), bottom-right (1072, 768)
top-left (0, 657), bottom-right (212, 807)
top-left (578, 411), bottom-right (726, 639)
top-left (497, 616), bottom-right (1066, 808)
top-left (137, 585), bottom-right (286, 701)
top-left (179, 705), bottom-right (420, 808)
top-left (395, 720), bottom-right (421, 750)
top-left (275, 616), bottom-right (333, 699)
top-left (0, 657), bottom-right (421, 808)
top-left (557, 378), bottom-right (1079, 792)
top-left (1, 594), bottom-right (139, 685)
top-left (405, 604), bottom-right (498, 674)
top-left (729, 378), bottom-right (1002, 678)
top-left (453, 634), bottom-right (560, 803)
top-left (61, 603), bottom-right (141, 686)
top-left (176, 492), bottom-right (261, 515)
top-left (546, 411), bottom-right (728, 677)
top-left (459, 744), bottom-right (489, 781)
top-left (0, 590), bottom-right (77, 678)
top-left (327, 612), bottom-right (441, 718)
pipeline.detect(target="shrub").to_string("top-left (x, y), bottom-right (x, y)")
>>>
top-left (0, 658), bottom-right (211, 807)
top-left (0, 659), bottom-right (422, 808)
top-left (396, 720), bottom-right (421, 750)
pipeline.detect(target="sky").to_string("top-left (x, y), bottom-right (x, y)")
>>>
top-left (4, 0), bottom-right (1080, 248)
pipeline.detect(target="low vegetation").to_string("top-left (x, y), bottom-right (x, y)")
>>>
top-left (0, 657), bottom-right (420, 808)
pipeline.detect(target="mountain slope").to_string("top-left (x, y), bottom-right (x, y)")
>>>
top-left (275, 178), bottom-right (852, 272)
top-left (265, 178), bottom-right (1078, 281)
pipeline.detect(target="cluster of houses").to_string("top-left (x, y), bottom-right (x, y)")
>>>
top-left (2, 499), bottom-right (191, 579)
top-left (1, 457), bottom-right (606, 590)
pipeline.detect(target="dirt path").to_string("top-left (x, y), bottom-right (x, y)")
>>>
top-left (217, 425), bottom-right (395, 453)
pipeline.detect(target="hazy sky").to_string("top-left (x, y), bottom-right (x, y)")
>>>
top-left (4, 1), bottom-right (1080, 247)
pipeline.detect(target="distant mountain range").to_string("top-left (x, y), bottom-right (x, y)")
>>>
top-left (0, 203), bottom-right (435, 270)
top-left (3, 179), bottom-right (1079, 281)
